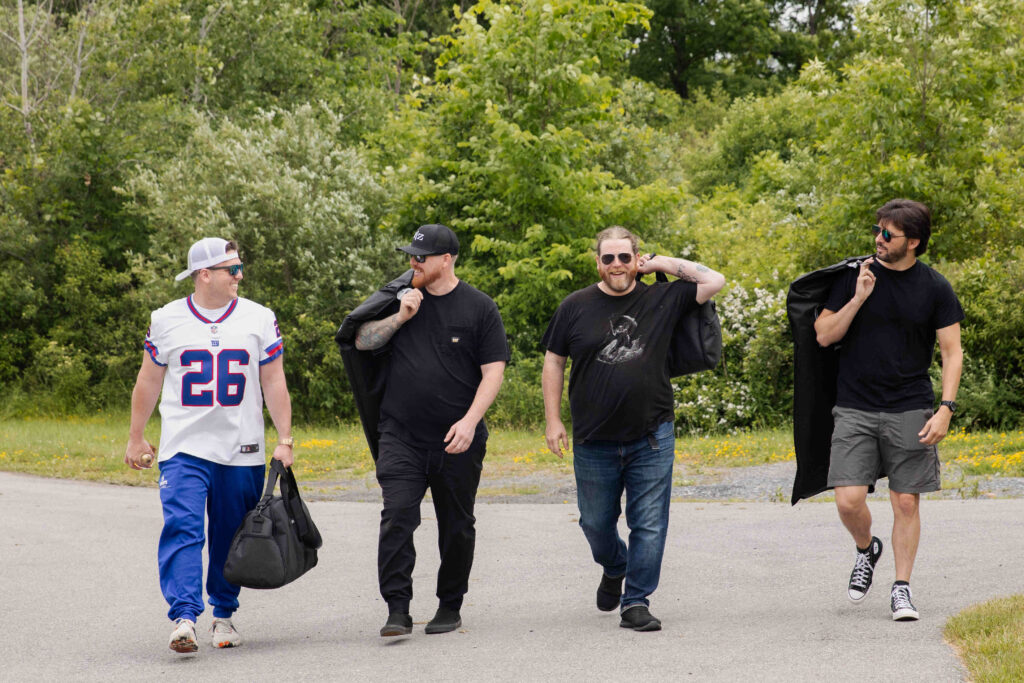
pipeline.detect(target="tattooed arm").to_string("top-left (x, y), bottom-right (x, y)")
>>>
top-left (636, 254), bottom-right (726, 304)
top-left (354, 288), bottom-right (422, 350)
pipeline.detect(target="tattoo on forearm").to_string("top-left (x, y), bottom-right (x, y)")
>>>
top-left (356, 314), bottom-right (402, 350)
top-left (675, 263), bottom-right (698, 283)
top-left (697, 264), bottom-right (709, 273)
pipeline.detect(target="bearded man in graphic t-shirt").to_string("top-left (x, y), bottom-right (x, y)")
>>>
top-left (815, 199), bottom-right (964, 622)
top-left (542, 225), bottom-right (725, 631)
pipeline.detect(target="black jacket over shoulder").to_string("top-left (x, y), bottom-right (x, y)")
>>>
top-left (335, 270), bottom-right (415, 461)
top-left (786, 255), bottom-right (880, 505)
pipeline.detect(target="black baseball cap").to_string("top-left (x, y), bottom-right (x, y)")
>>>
top-left (397, 224), bottom-right (460, 257)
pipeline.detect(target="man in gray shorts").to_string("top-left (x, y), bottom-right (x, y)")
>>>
top-left (814, 199), bottom-right (963, 621)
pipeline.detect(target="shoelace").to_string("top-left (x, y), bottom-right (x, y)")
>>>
top-left (892, 586), bottom-right (914, 610)
top-left (850, 552), bottom-right (873, 589)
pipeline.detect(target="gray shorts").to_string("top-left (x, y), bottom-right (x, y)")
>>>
top-left (827, 406), bottom-right (941, 494)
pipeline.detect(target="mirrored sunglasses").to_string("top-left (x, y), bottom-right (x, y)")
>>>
top-left (871, 225), bottom-right (906, 242)
top-left (207, 263), bottom-right (244, 276)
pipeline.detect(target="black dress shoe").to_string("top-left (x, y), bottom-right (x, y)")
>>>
top-left (424, 607), bottom-right (462, 634)
top-left (380, 612), bottom-right (413, 637)
top-left (596, 573), bottom-right (624, 611)
top-left (619, 605), bottom-right (662, 632)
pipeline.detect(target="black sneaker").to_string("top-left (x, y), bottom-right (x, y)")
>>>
top-left (891, 583), bottom-right (919, 621)
top-left (848, 536), bottom-right (883, 602)
top-left (380, 612), bottom-right (413, 637)
top-left (619, 605), bottom-right (662, 632)
top-left (596, 573), bottom-right (624, 612)
top-left (424, 607), bottom-right (462, 634)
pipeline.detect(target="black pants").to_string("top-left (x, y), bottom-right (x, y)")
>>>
top-left (376, 430), bottom-right (486, 614)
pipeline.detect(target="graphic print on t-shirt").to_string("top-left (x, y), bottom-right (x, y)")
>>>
top-left (597, 314), bottom-right (644, 364)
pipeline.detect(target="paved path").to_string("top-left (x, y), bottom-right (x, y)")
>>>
top-left (3, 471), bottom-right (1022, 681)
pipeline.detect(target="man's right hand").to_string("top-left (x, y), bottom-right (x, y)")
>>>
top-left (124, 438), bottom-right (156, 470)
top-left (545, 420), bottom-right (569, 459)
top-left (855, 257), bottom-right (877, 302)
top-left (397, 288), bottom-right (423, 322)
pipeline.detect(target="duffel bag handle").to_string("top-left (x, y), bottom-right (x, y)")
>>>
top-left (270, 459), bottom-right (323, 549)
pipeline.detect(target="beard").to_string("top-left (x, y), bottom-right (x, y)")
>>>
top-left (412, 267), bottom-right (439, 289)
top-left (877, 239), bottom-right (908, 263)
top-left (600, 266), bottom-right (637, 293)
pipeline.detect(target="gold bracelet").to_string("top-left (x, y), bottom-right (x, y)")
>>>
top-left (278, 437), bottom-right (295, 447)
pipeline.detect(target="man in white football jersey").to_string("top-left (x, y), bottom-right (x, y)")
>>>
top-left (124, 237), bottom-right (294, 654)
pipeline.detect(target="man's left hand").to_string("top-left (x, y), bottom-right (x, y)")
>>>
top-left (444, 417), bottom-right (478, 454)
top-left (918, 410), bottom-right (952, 446)
top-left (272, 443), bottom-right (294, 467)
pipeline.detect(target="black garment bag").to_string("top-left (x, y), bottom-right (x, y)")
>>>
top-left (335, 270), bottom-right (415, 461)
top-left (786, 255), bottom-right (882, 505)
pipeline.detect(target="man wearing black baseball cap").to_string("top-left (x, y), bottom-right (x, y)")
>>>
top-left (396, 223), bottom-right (460, 259)
top-left (355, 224), bottom-right (509, 638)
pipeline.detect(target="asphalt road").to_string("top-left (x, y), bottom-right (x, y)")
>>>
top-left (3, 471), bottom-right (1021, 681)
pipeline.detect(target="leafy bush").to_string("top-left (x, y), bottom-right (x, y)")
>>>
top-left (674, 284), bottom-right (791, 433)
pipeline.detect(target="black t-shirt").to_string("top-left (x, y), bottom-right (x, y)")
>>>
top-left (379, 281), bottom-right (509, 446)
top-left (824, 260), bottom-right (964, 412)
top-left (542, 280), bottom-right (697, 442)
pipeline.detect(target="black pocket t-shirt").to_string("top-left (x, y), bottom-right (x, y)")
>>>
top-left (824, 260), bottom-right (964, 412)
top-left (542, 279), bottom-right (697, 443)
top-left (379, 281), bottom-right (510, 445)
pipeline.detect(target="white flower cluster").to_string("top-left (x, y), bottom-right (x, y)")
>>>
top-left (672, 283), bottom-right (790, 433)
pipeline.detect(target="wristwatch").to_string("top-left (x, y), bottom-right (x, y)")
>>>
top-left (278, 437), bottom-right (295, 447)
top-left (939, 400), bottom-right (957, 414)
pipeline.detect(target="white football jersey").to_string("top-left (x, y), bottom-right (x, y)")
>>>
top-left (144, 295), bottom-right (284, 466)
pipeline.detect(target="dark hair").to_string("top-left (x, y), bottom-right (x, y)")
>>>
top-left (876, 199), bottom-right (931, 256)
top-left (595, 225), bottom-right (639, 255)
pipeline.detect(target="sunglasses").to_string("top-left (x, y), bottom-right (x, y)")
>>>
top-left (411, 254), bottom-right (430, 263)
top-left (871, 225), bottom-right (906, 242)
top-left (207, 263), bottom-right (244, 276)
top-left (600, 252), bottom-right (634, 265)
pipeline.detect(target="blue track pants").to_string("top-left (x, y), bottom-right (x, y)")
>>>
top-left (157, 453), bottom-right (264, 622)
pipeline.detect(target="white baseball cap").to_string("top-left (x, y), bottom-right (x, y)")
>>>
top-left (175, 237), bottom-right (236, 281)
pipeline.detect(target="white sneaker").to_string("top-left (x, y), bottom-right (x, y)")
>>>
top-left (210, 618), bottom-right (242, 648)
top-left (169, 618), bottom-right (198, 653)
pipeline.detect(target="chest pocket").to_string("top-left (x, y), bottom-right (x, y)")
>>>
top-left (437, 325), bottom-right (475, 361)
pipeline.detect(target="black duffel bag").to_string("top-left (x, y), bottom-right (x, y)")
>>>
top-left (223, 459), bottom-right (322, 589)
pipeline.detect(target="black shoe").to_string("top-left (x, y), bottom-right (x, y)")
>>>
top-left (425, 607), bottom-right (462, 634)
top-left (619, 605), bottom-right (662, 632)
top-left (891, 583), bottom-right (920, 621)
top-left (597, 573), bottom-right (624, 612)
top-left (380, 612), bottom-right (413, 637)
top-left (847, 536), bottom-right (883, 602)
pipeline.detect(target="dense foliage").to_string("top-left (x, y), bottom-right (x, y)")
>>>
top-left (2, 0), bottom-right (1022, 430)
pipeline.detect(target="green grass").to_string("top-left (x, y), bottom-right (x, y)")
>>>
top-left (945, 595), bottom-right (1024, 682)
top-left (2, 416), bottom-right (1024, 487)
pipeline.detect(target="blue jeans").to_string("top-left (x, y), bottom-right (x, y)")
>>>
top-left (573, 421), bottom-right (675, 609)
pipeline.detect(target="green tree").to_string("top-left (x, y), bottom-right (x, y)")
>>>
top-left (628, 0), bottom-right (779, 99)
